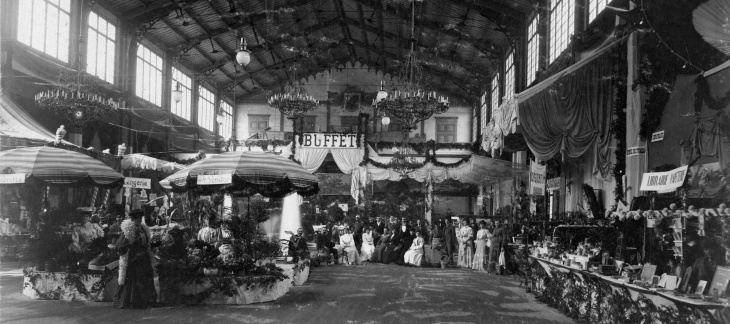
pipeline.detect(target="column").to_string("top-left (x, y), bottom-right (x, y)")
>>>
top-left (625, 3), bottom-right (647, 203)
top-left (424, 179), bottom-right (434, 224)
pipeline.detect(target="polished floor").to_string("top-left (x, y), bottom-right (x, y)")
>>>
top-left (0, 261), bottom-right (573, 324)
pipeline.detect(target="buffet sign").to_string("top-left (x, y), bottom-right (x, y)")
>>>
top-left (639, 165), bottom-right (688, 192)
top-left (0, 173), bottom-right (25, 184)
top-left (123, 177), bottom-right (151, 189)
top-left (197, 174), bottom-right (232, 185)
top-left (301, 133), bottom-right (358, 148)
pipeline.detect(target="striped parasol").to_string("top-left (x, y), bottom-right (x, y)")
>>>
top-left (0, 146), bottom-right (124, 187)
top-left (160, 151), bottom-right (318, 197)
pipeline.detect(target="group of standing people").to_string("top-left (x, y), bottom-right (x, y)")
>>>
top-left (441, 218), bottom-right (509, 274)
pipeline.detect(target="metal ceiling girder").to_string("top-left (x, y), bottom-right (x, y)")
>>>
top-left (346, 17), bottom-right (491, 77)
top-left (349, 39), bottom-right (480, 101)
top-left (352, 0), bottom-right (505, 55)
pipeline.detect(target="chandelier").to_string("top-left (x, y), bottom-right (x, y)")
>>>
top-left (373, 0), bottom-right (449, 136)
top-left (35, 69), bottom-right (120, 127)
top-left (268, 66), bottom-right (319, 119)
top-left (389, 146), bottom-right (423, 176)
top-left (35, 0), bottom-right (119, 128)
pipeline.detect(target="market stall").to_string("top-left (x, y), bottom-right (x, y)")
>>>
top-left (156, 151), bottom-right (318, 305)
top-left (0, 146), bottom-right (125, 301)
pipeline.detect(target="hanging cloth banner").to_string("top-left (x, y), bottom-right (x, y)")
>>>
top-left (529, 160), bottom-right (546, 196)
top-left (639, 165), bottom-right (688, 193)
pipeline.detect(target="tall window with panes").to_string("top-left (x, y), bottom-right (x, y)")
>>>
top-left (490, 74), bottom-right (500, 113)
top-left (481, 92), bottom-right (488, 131)
top-left (526, 15), bottom-right (540, 85)
top-left (198, 87), bottom-right (215, 132)
top-left (136, 45), bottom-right (163, 106)
top-left (87, 12), bottom-right (115, 83)
top-left (17, 0), bottom-right (71, 62)
top-left (219, 101), bottom-right (233, 139)
top-left (549, 0), bottom-right (575, 64)
top-left (504, 52), bottom-right (515, 100)
top-left (588, 0), bottom-right (608, 23)
top-left (171, 68), bottom-right (192, 120)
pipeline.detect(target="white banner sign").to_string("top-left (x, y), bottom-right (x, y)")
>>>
top-left (651, 130), bottom-right (665, 142)
top-left (640, 165), bottom-right (688, 192)
top-left (123, 177), bottom-right (151, 189)
top-left (626, 146), bottom-right (646, 156)
top-left (0, 173), bottom-right (26, 184)
top-left (197, 174), bottom-right (232, 185)
top-left (301, 133), bottom-right (358, 148)
top-left (529, 160), bottom-right (546, 196)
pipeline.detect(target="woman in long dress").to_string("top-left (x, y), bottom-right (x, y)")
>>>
top-left (488, 220), bottom-right (507, 274)
top-left (340, 227), bottom-right (361, 265)
top-left (457, 220), bottom-right (474, 268)
top-left (404, 231), bottom-right (425, 266)
top-left (360, 227), bottom-right (375, 261)
top-left (472, 221), bottom-right (489, 271)
top-left (372, 228), bottom-right (391, 263)
top-left (115, 209), bottom-right (156, 309)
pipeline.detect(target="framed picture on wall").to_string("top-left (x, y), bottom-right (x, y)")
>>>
top-left (343, 92), bottom-right (361, 112)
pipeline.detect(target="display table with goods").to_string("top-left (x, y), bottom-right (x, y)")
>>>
top-left (525, 256), bottom-right (729, 323)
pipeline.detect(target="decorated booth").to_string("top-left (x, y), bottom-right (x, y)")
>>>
top-left (157, 150), bottom-right (317, 305)
top-left (0, 146), bottom-right (125, 301)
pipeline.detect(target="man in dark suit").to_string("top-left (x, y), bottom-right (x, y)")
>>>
top-left (373, 216), bottom-right (386, 236)
top-left (400, 217), bottom-right (410, 238)
top-left (353, 215), bottom-right (364, 252)
top-left (399, 228), bottom-right (416, 265)
top-left (443, 220), bottom-right (457, 265)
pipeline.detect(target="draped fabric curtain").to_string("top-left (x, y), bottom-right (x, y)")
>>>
top-left (331, 148), bottom-right (363, 174)
top-left (295, 147), bottom-right (329, 173)
top-left (517, 41), bottom-right (621, 178)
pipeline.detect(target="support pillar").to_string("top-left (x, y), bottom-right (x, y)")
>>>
top-left (424, 179), bottom-right (433, 224)
top-left (625, 3), bottom-right (647, 204)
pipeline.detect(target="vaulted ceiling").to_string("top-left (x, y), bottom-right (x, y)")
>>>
top-left (97, 0), bottom-right (535, 102)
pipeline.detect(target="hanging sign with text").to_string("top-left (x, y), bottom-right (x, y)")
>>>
top-left (546, 178), bottom-right (560, 192)
top-left (651, 130), bottom-right (665, 142)
top-left (301, 133), bottom-right (358, 148)
top-left (639, 165), bottom-right (688, 192)
top-left (0, 173), bottom-right (26, 184)
top-left (626, 146), bottom-right (646, 156)
top-left (529, 160), bottom-right (546, 196)
top-left (197, 174), bottom-right (232, 185)
top-left (123, 177), bottom-right (151, 189)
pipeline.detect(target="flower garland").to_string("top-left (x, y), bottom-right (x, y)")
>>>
top-left (23, 267), bottom-right (114, 300)
top-left (239, 139), bottom-right (292, 151)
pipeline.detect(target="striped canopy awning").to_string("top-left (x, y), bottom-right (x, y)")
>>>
top-left (160, 151), bottom-right (319, 197)
top-left (0, 146), bottom-right (124, 188)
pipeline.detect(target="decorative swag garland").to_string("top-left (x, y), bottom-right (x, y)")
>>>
top-left (359, 113), bottom-right (472, 170)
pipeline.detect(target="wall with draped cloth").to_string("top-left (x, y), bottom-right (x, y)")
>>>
top-left (517, 38), bottom-right (627, 180)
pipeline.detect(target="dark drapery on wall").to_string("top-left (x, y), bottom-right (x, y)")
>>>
top-left (517, 40), bottom-right (624, 178)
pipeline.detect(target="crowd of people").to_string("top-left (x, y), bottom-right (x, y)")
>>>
top-left (294, 215), bottom-right (513, 274)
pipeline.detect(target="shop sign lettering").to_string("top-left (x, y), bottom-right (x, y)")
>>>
top-left (197, 174), bottom-right (232, 185)
top-left (0, 173), bottom-right (25, 184)
top-left (123, 177), bottom-right (151, 189)
top-left (301, 133), bottom-right (358, 148)
top-left (639, 165), bottom-right (688, 192)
